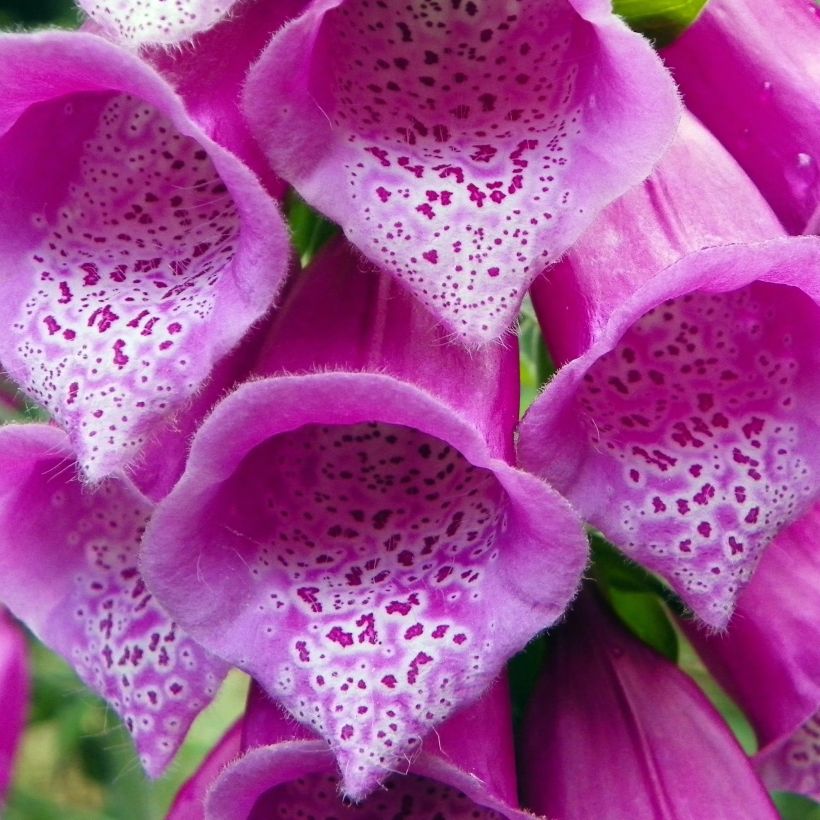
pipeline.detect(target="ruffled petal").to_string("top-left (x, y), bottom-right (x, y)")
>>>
top-left (243, 0), bottom-right (679, 342)
top-left (0, 424), bottom-right (229, 777)
top-left (663, 0), bottom-right (820, 234)
top-left (142, 242), bottom-right (587, 798)
top-left (77, 0), bottom-right (243, 46)
top-left (520, 592), bottom-right (779, 819)
top-left (200, 680), bottom-right (530, 818)
top-left (0, 610), bottom-right (27, 803)
top-left (0, 32), bottom-right (289, 481)
top-left (520, 238), bottom-right (820, 627)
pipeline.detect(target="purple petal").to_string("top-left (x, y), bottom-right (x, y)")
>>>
top-left (520, 238), bottom-right (820, 627)
top-left (142, 241), bottom-right (587, 798)
top-left (756, 712), bottom-right (820, 801)
top-left (0, 610), bottom-right (27, 803)
top-left (0, 424), bottom-right (229, 777)
top-left (167, 721), bottom-right (243, 820)
top-left (145, 1), bottom-right (309, 194)
top-left (203, 680), bottom-right (529, 818)
top-left (0, 32), bottom-right (290, 481)
top-left (663, 0), bottom-right (820, 234)
top-left (77, 0), bottom-right (243, 45)
top-left (683, 502), bottom-right (820, 749)
top-left (520, 592), bottom-right (779, 819)
top-left (532, 111), bottom-right (785, 365)
top-left (242, 0), bottom-right (679, 342)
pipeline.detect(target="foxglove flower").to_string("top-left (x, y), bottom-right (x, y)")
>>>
top-left (0, 423), bottom-right (229, 776)
top-left (77, 0), bottom-right (244, 46)
top-left (242, 0), bottom-right (680, 342)
top-left (0, 32), bottom-right (290, 481)
top-left (175, 679), bottom-right (530, 819)
top-left (519, 114), bottom-right (820, 627)
top-left (663, 0), bottom-right (820, 234)
top-left (141, 239), bottom-right (588, 798)
top-left (683, 504), bottom-right (820, 801)
top-left (520, 591), bottom-right (779, 819)
top-left (0, 610), bottom-right (27, 804)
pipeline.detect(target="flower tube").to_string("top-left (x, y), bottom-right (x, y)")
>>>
top-left (663, 0), bottom-right (820, 234)
top-left (520, 591), bottom-right (779, 819)
top-left (0, 32), bottom-right (290, 481)
top-left (0, 424), bottom-right (229, 777)
top-left (243, 0), bottom-right (679, 342)
top-left (141, 238), bottom-right (588, 799)
top-left (0, 610), bottom-right (27, 805)
top-left (171, 679), bottom-right (530, 819)
top-left (519, 115), bottom-right (820, 627)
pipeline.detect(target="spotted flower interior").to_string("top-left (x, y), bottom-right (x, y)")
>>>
top-left (244, 0), bottom-right (679, 341)
top-left (249, 771), bottom-right (506, 819)
top-left (181, 420), bottom-right (510, 796)
top-left (77, 0), bottom-right (242, 44)
top-left (0, 426), bottom-right (227, 777)
top-left (1, 91), bottom-right (250, 478)
top-left (539, 281), bottom-right (820, 626)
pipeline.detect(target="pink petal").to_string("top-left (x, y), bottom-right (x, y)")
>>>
top-left (77, 0), bottom-right (244, 46)
top-left (243, 0), bottom-right (679, 342)
top-left (202, 680), bottom-right (530, 818)
top-left (520, 238), bottom-right (820, 628)
top-left (683, 502), bottom-right (820, 750)
top-left (142, 241), bottom-right (587, 798)
top-left (520, 592), bottom-right (779, 819)
top-left (0, 32), bottom-right (290, 481)
top-left (0, 610), bottom-right (27, 803)
top-left (532, 112), bottom-right (785, 365)
top-left (145, 0), bottom-right (309, 195)
top-left (0, 424), bottom-right (229, 777)
top-left (167, 721), bottom-right (243, 820)
top-left (663, 0), bottom-right (820, 234)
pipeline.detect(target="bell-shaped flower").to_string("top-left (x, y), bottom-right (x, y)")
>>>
top-left (663, 0), bottom-right (820, 235)
top-left (0, 423), bottom-right (229, 777)
top-left (242, 0), bottom-right (680, 343)
top-left (0, 609), bottom-right (27, 805)
top-left (77, 0), bottom-right (244, 46)
top-left (520, 591), bottom-right (779, 819)
top-left (682, 503), bottom-right (820, 801)
top-left (519, 114), bottom-right (820, 628)
top-left (171, 678), bottom-right (531, 819)
top-left (0, 31), bottom-right (290, 481)
top-left (141, 238), bottom-right (588, 799)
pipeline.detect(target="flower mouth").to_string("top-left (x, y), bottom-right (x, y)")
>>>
top-left (2, 90), bottom-right (241, 477)
top-left (206, 419), bottom-right (509, 792)
top-left (573, 281), bottom-right (820, 622)
top-left (249, 770), bottom-right (506, 818)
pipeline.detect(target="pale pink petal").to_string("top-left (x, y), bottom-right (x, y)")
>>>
top-left (520, 238), bottom-right (820, 628)
top-left (0, 32), bottom-right (290, 481)
top-left (0, 424), bottom-right (229, 776)
top-left (243, 0), bottom-right (679, 342)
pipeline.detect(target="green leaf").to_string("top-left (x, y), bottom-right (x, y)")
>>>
top-left (607, 588), bottom-right (679, 661)
top-left (286, 194), bottom-right (338, 268)
top-left (613, 0), bottom-right (710, 47)
top-left (773, 792), bottom-right (820, 820)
